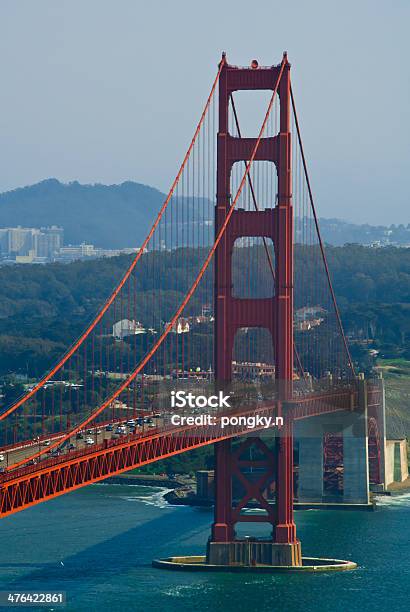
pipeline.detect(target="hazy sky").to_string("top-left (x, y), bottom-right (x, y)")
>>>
top-left (0, 1), bottom-right (409, 224)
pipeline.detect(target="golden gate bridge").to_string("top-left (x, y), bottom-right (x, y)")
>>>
top-left (0, 53), bottom-right (384, 570)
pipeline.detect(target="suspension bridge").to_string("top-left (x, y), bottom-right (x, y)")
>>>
top-left (0, 53), bottom-right (384, 569)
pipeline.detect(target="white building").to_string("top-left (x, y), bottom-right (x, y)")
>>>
top-left (112, 319), bottom-right (146, 340)
top-left (295, 306), bottom-right (326, 322)
top-left (166, 318), bottom-right (190, 334)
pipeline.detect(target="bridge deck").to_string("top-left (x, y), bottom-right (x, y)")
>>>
top-left (0, 389), bottom-right (356, 518)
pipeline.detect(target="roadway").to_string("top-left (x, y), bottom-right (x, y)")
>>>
top-left (0, 416), bottom-right (160, 472)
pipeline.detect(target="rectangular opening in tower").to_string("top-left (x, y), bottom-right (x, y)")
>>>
top-left (232, 237), bottom-right (275, 299)
top-left (229, 90), bottom-right (280, 139)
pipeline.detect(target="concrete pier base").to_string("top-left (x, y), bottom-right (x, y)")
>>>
top-left (206, 539), bottom-right (302, 567)
top-left (295, 407), bottom-right (370, 505)
top-left (153, 555), bottom-right (357, 573)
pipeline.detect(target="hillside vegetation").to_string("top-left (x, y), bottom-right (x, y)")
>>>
top-left (376, 359), bottom-right (410, 439)
top-left (0, 245), bottom-right (408, 378)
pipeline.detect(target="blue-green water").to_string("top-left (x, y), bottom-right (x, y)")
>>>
top-left (0, 484), bottom-right (409, 612)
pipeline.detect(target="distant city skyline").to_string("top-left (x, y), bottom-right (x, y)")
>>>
top-left (2, 215), bottom-right (410, 259)
top-left (0, 224), bottom-right (140, 264)
top-left (0, 1), bottom-right (409, 225)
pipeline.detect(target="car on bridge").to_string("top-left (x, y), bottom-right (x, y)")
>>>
top-left (115, 426), bottom-right (127, 435)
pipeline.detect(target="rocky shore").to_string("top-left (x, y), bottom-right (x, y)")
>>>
top-left (163, 486), bottom-right (212, 506)
top-left (104, 472), bottom-right (210, 506)
top-left (105, 474), bottom-right (195, 489)
top-left (104, 473), bottom-right (195, 489)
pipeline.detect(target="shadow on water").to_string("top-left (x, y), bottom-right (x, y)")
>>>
top-left (0, 485), bottom-right (216, 611)
top-left (0, 485), bottom-right (211, 583)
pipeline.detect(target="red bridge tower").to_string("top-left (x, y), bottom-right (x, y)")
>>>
top-left (209, 54), bottom-right (301, 566)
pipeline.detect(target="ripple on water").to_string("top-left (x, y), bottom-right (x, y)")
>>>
top-left (93, 483), bottom-right (175, 508)
top-left (375, 491), bottom-right (410, 507)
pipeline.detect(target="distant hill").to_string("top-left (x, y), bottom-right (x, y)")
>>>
top-left (317, 218), bottom-right (410, 247)
top-left (0, 179), bottom-right (408, 248)
top-left (0, 179), bottom-right (165, 249)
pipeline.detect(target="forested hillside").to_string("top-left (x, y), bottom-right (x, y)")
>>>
top-left (0, 245), bottom-right (408, 377)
